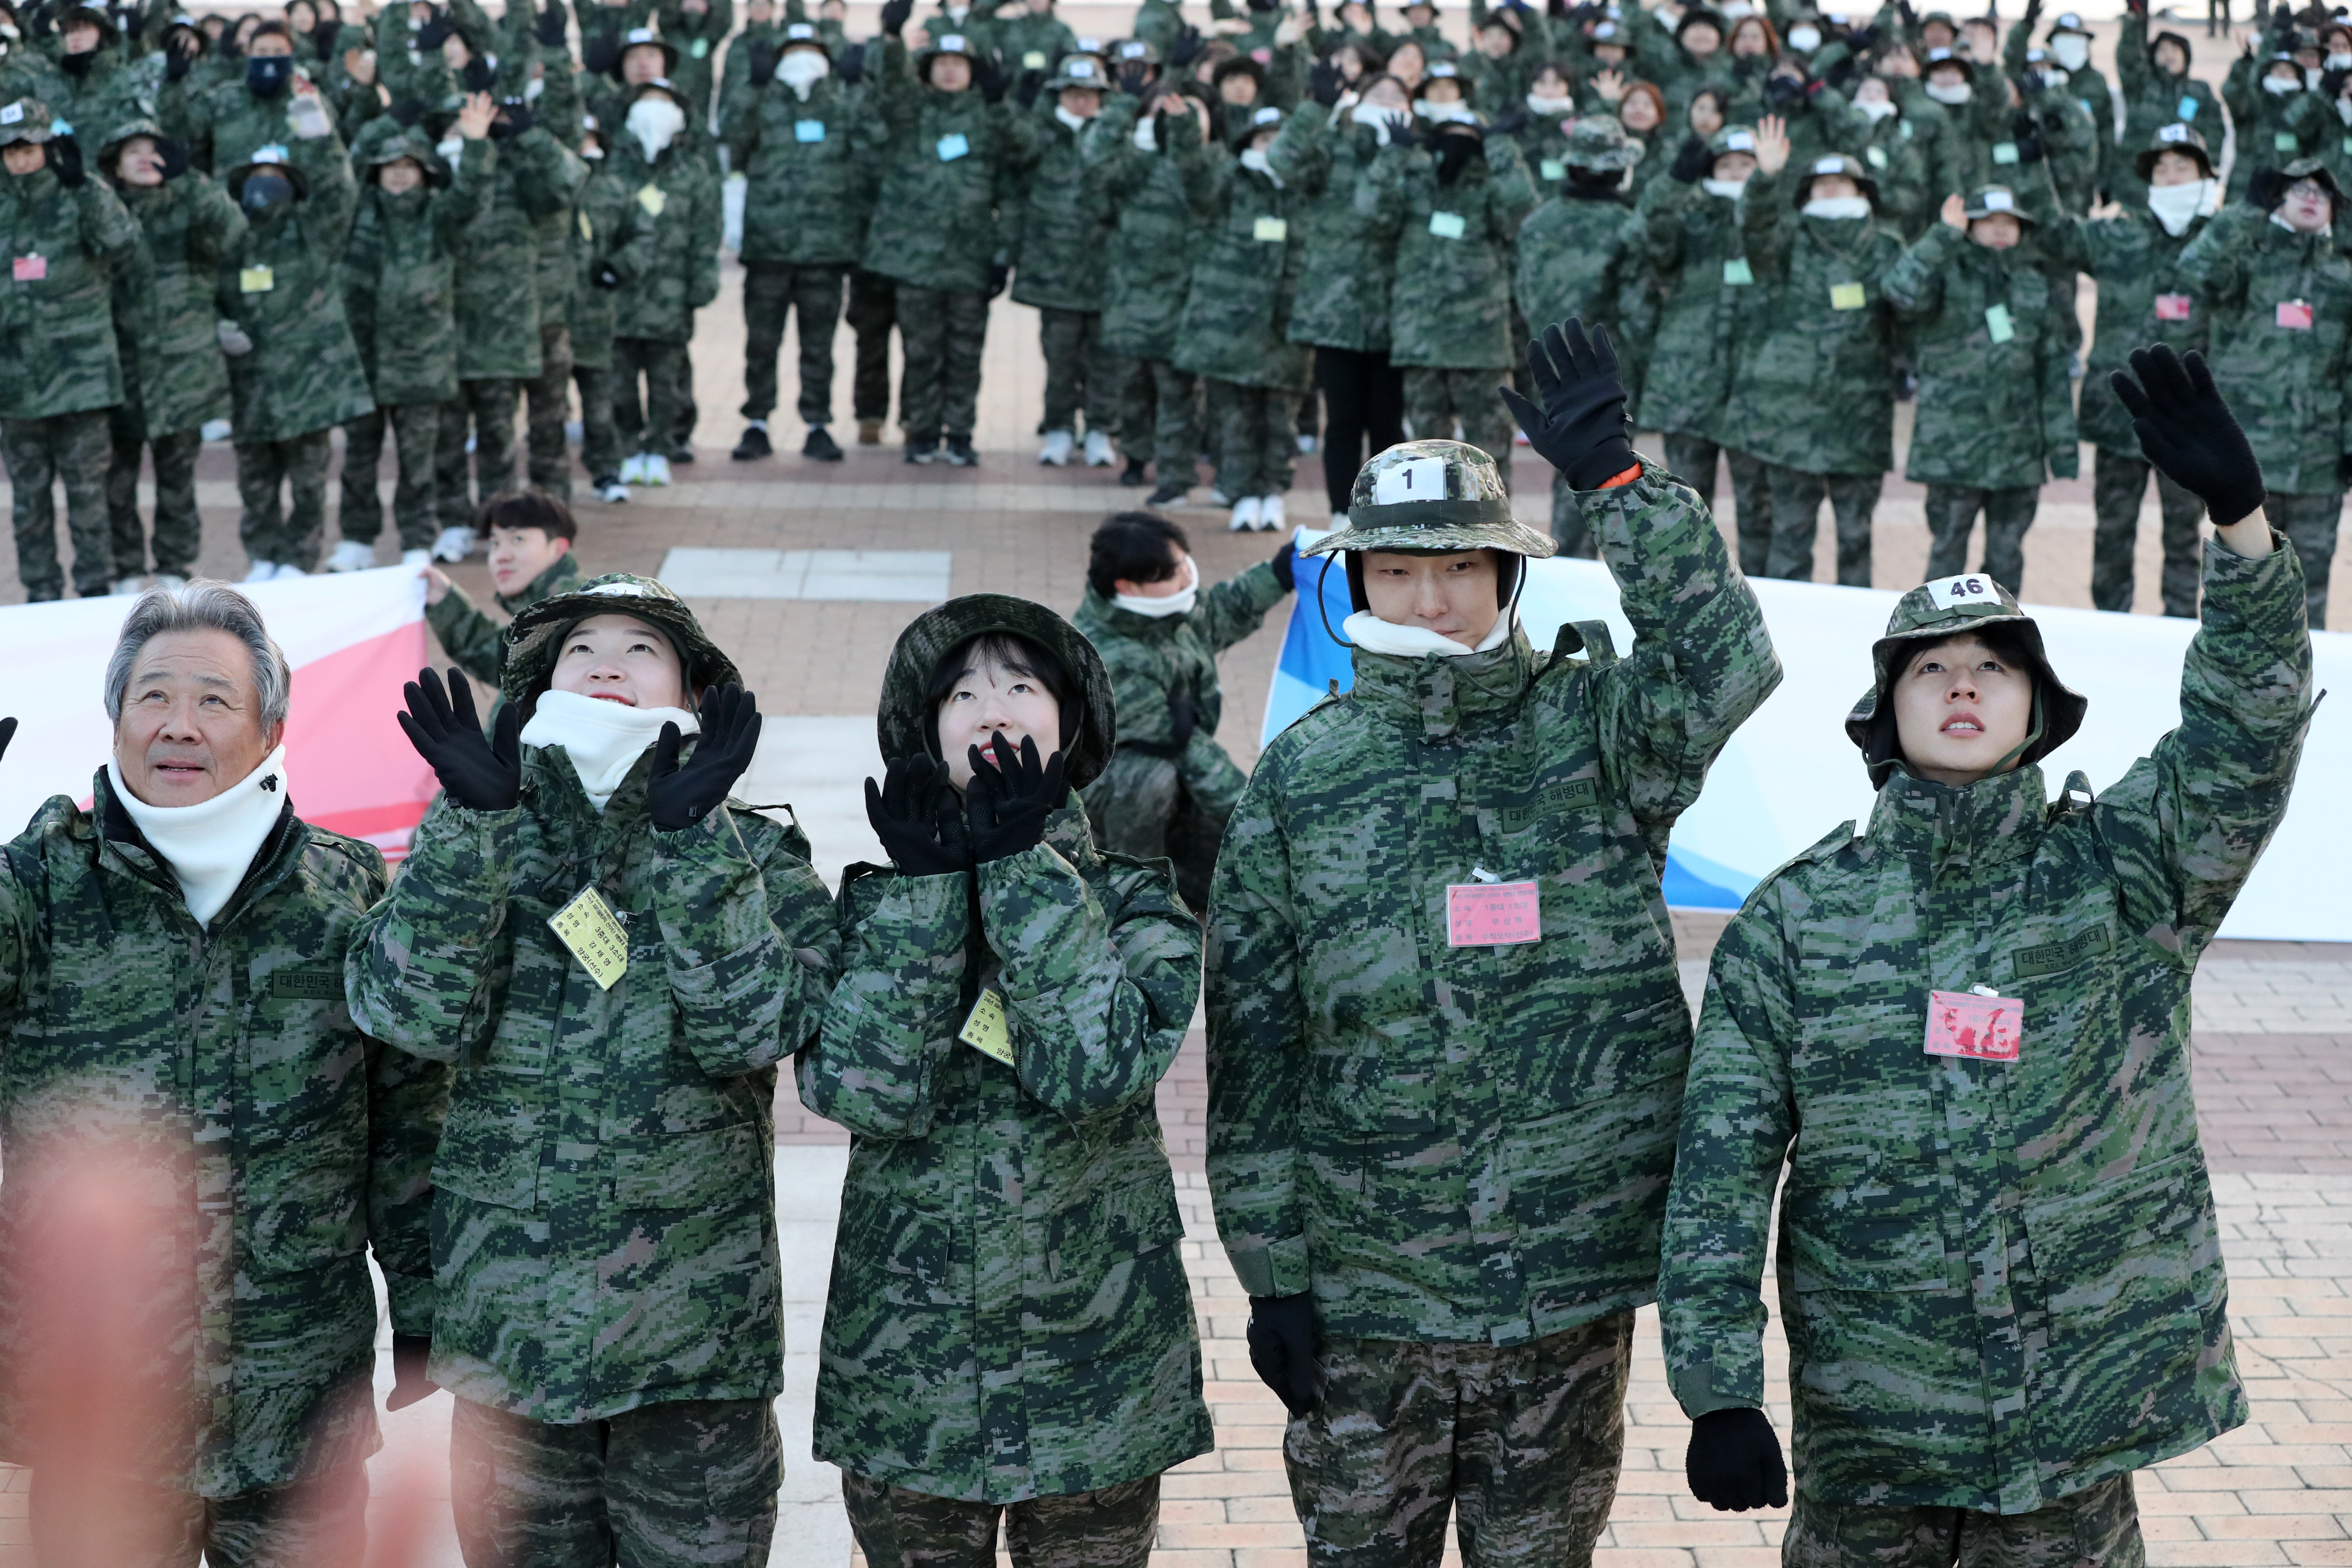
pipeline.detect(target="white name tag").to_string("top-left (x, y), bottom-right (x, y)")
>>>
top-left (937, 132), bottom-right (970, 161)
top-left (1922, 573), bottom-right (1999, 609)
top-left (795, 118), bottom-right (826, 142)
top-left (1428, 210), bottom-right (1467, 239)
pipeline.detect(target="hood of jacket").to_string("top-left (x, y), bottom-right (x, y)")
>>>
top-left (876, 592), bottom-right (1120, 788)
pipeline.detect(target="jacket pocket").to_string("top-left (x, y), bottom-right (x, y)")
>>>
top-left (609, 1122), bottom-right (765, 1210)
top-left (432, 1098), bottom-right (544, 1210)
top-left (833, 1176), bottom-right (967, 1309)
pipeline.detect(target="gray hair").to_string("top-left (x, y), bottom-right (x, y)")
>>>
top-left (103, 580), bottom-right (293, 730)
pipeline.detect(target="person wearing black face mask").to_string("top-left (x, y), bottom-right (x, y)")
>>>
top-left (18, 2), bottom-right (147, 139)
top-left (159, 18), bottom-right (341, 176)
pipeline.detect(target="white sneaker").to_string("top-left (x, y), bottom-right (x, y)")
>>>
top-left (1258, 494), bottom-right (1287, 532)
top-left (431, 526), bottom-right (475, 563)
top-left (110, 576), bottom-right (146, 596)
top-left (151, 573), bottom-right (188, 591)
top-left (619, 453), bottom-right (648, 484)
top-left (199, 418), bottom-right (232, 443)
top-left (1329, 510), bottom-right (1349, 529)
top-left (1228, 496), bottom-right (1262, 531)
top-left (597, 480), bottom-right (630, 504)
top-left (400, 548), bottom-right (432, 567)
top-left (643, 454), bottom-right (672, 487)
top-left (1297, 433), bottom-right (1318, 455)
top-left (325, 539), bottom-right (376, 573)
top-left (1038, 429), bottom-right (1075, 466)
top-left (242, 560), bottom-right (278, 583)
top-left (1083, 429), bottom-right (1114, 467)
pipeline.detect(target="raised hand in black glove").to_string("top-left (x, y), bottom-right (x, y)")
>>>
top-left (1015, 65), bottom-right (1044, 106)
top-left (1687, 1408), bottom-right (1788, 1511)
top-left (1434, 126), bottom-right (1481, 184)
top-left (314, 18), bottom-right (342, 56)
top-left (1116, 59), bottom-right (1149, 94)
top-left (165, 35), bottom-right (194, 79)
top-left (2022, 0), bottom-right (2041, 26)
top-left (1501, 316), bottom-right (1638, 490)
top-left (156, 135), bottom-right (190, 179)
top-left (534, 0), bottom-right (566, 47)
top-left (122, 4), bottom-right (143, 41)
top-left (1308, 55), bottom-right (1344, 106)
top-left (1167, 690), bottom-right (1198, 750)
top-left (1169, 22), bottom-right (1205, 66)
top-left (2009, 108), bottom-right (2043, 163)
top-left (582, 26), bottom-right (623, 72)
top-left (837, 41), bottom-right (867, 82)
top-left (49, 135), bottom-right (83, 188)
top-left (747, 38), bottom-right (779, 83)
top-left (974, 53), bottom-right (1007, 102)
top-left (963, 731), bottom-right (1067, 864)
top-left (647, 683), bottom-right (761, 831)
top-left (491, 98), bottom-right (533, 136)
top-left (0, 717), bottom-right (18, 764)
top-left (397, 668), bottom-right (522, 811)
top-left (880, 0), bottom-right (913, 35)
top-left (415, 12), bottom-right (455, 50)
top-left (461, 54), bottom-right (496, 92)
top-left (1246, 1293), bottom-right (1322, 1416)
top-left (386, 1334), bottom-right (439, 1411)
top-left (1269, 534), bottom-right (1297, 591)
top-left (864, 755), bottom-right (970, 875)
top-left (2247, 164), bottom-right (2287, 211)
top-left (1669, 131), bottom-right (1709, 183)
top-left (2110, 343), bottom-right (2266, 527)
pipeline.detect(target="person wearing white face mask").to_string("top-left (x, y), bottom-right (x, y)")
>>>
top-left (2223, 46), bottom-right (2327, 200)
top-left (1011, 60), bottom-right (1126, 473)
top-left (2007, 9), bottom-right (2113, 203)
top-left (608, 80), bottom-right (716, 492)
top-left (2116, 9), bottom-right (2221, 207)
top-left (1843, 73), bottom-right (1933, 236)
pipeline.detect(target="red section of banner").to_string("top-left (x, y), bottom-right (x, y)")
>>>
top-left (284, 621), bottom-right (437, 857)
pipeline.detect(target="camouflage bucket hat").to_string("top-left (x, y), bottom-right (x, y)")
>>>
top-left (1706, 122), bottom-right (1758, 159)
top-left (1962, 182), bottom-right (2029, 222)
top-left (1795, 150), bottom-right (1876, 205)
top-left (0, 99), bottom-right (54, 148)
top-left (351, 116), bottom-right (442, 172)
top-left (59, 1), bottom-right (119, 44)
top-left (781, 21), bottom-right (830, 54)
top-left (618, 25), bottom-right (679, 75)
top-left (875, 594), bottom-right (1118, 790)
top-left (1843, 573), bottom-right (2087, 788)
top-left (1922, 44), bottom-right (1974, 76)
top-left (2046, 9), bottom-right (2092, 37)
top-left (225, 151), bottom-right (311, 203)
top-left (2278, 155), bottom-right (2343, 200)
top-left (1564, 113), bottom-right (1639, 170)
top-left (1306, 440), bottom-right (1558, 559)
top-left (502, 573), bottom-right (744, 716)
top-left (1114, 37), bottom-right (1160, 64)
top-left (96, 116), bottom-right (164, 159)
top-left (2133, 120), bottom-right (2213, 180)
top-left (922, 29), bottom-right (981, 62)
top-left (1047, 54), bottom-right (1105, 91)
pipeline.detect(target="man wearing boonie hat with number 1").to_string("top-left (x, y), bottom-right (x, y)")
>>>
top-left (1658, 345), bottom-right (2314, 1565)
top-left (1204, 317), bottom-right (1781, 1565)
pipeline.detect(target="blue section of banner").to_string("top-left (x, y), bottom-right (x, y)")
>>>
top-left (1261, 550), bottom-right (1363, 747)
top-left (1661, 845), bottom-right (1756, 910)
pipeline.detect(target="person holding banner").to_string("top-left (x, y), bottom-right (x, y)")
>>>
top-left (1204, 319), bottom-right (1780, 1566)
top-left (350, 574), bottom-right (832, 1567)
top-left (1658, 344), bottom-right (2311, 1564)
top-left (0, 580), bottom-right (447, 1563)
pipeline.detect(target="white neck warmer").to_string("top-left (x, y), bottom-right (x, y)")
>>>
top-left (1702, 175), bottom-right (1748, 198)
top-left (1526, 89), bottom-right (1574, 115)
top-left (1923, 79), bottom-right (1972, 105)
top-left (109, 744), bottom-right (290, 928)
top-left (1054, 103), bottom-right (1091, 134)
top-left (2051, 34), bottom-right (2090, 70)
top-left (1855, 95), bottom-right (1897, 122)
top-left (519, 689), bottom-right (700, 811)
top-left (1112, 555), bottom-right (1200, 618)
top-left (1415, 98), bottom-right (1477, 123)
top-left (1344, 608), bottom-right (1515, 657)
top-left (1132, 112), bottom-right (1158, 149)
top-left (1803, 195), bottom-right (1872, 219)
top-left (777, 48), bottom-right (828, 98)
top-left (2263, 72), bottom-right (2301, 96)
top-left (2340, 93), bottom-right (2352, 125)
top-left (2147, 177), bottom-right (2213, 235)
top-left (626, 96), bottom-right (686, 159)
top-left (1240, 146), bottom-right (1283, 184)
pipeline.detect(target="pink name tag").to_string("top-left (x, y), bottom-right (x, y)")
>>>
top-left (2277, 299), bottom-right (2315, 330)
top-left (1924, 989), bottom-right (2022, 1062)
top-left (2154, 292), bottom-right (2191, 322)
top-left (1446, 881), bottom-right (1541, 947)
top-left (12, 255), bottom-right (44, 282)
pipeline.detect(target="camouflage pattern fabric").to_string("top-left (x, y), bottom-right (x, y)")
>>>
top-left (4, 410), bottom-right (116, 598)
top-left (570, 156), bottom-right (657, 376)
top-left (614, 335), bottom-right (693, 454)
top-left (113, 173), bottom-right (244, 440)
top-left (434, 377), bottom-right (520, 531)
top-left (1661, 433), bottom-right (1769, 579)
top-left (2260, 489), bottom-right (2346, 630)
top-left (346, 743), bottom-right (837, 1421)
top-left (162, 72), bottom-right (342, 179)
top-left (1080, 747), bottom-right (1239, 918)
top-left (1657, 539), bottom-right (2314, 1514)
top-left (2112, 14), bottom-right (2221, 208)
top-left (2219, 55), bottom-right (2326, 202)
top-left (575, 363), bottom-right (624, 479)
top-left (525, 323), bottom-right (575, 502)
top-left (217, 141), bottom-right (373, 445)
top-left (452, 126), bottom-right (573, 382)
top-left (336, 402), bottom-right (440, 553)
top-left (0, 158), bottom-right (138, 422)
top-left (344, 139), bottom-right (493, 411)
top-left (1287, 1315), bottom-right (1632, 1568)
top-left (607, 132), bottom-right (722, 346)
top-left (1090, 96), bottom-right (1214, 365)
top-left (106, 420), bottom-right (202, 579)
top-left (1783, 1475), bottom-right (2143, 1568)
top-left (1765, 465), bottom-right (1882, 587)
top-left (1512, 183), bottom-right (1651, 416)
top-left (1204, 460), bottom-right (1780, 1342)
top-left (0, 773), bottom-right (447, 1498)
top-left (861, 38), bottom-right (1018, 296)
top-left (742, 262), bottom-right (848, 424)
top-left (1009, 102), bottom-right (1114, 315)
top-left (1114, 357), bottom-right (1198, 476)
top-left (2092, 452), bottom-right (2203, 618)
top-left (894, 285), bottom-right (988, 444)
top-left (1037, 306), bottom-right (1117, 437)
top-left (841, 1470), bottom-right (1160, 1568)
top-left (1404, 366), bottom-right (1516, 475)
top-left (659, 0), bottom-right (736, 121)
top-left (1208, 380), bottom-right (1294, 501)
top-left (235, 428), bottom-right (332, 571)
top-left (1360, 132), bottom-right (1537, 373)
top-left (1260, 101), bottom-right (1398, 356)
top-left (14, 47), bottom-right (149, 149)
top-left (27, 1458), bottom-right (369, 1568)
top-left (426, 546), bottom-right (588, 694)
top-left (719, 68), bottom-right (881, 268)
top-left (2039, 203), bottom-right (2210, 458)
top-left (991, 7), bottom-right (1078, 73)
top-left (848, 266), bottom-right (898, 422)
top-left (1630, 179), bottom-right (1749, 443)
top-left (450, 1394), bottom-right (780, 1568)
top-left (1171, 153), bottom-right (1311, 392)
top-left (1922, 481), bottom-right (2039, 595)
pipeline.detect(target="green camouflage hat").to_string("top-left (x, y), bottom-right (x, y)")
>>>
top-left (2277, 155), bottom-right (2341, 201)
top-left (1962, 182), bottom-right (2030, 222)
top-left (95, 116), bottom-right (164, 160)
top-left (1112, 36), bottom-right (1161, 65)
top-left (350, 116), bottom-right (446, 176)
top-left (1563, 113), bottom-right (1639, 172)
top-left (0, 98), bottom-right (54, 148)
top-left (1843, 572), bottom-right (2087, 787)
top-left (502, 573), bottom-right (744, 715)
top-left (56, 1), bottom-right (118, 44)
top-left (1794, 150), bottom-right (1876, 205)
top-left (1706, 122), bottom-right (1758, 161)
top-left (616, 25), bottom-right (679, 75)
top-left (1922, 44), bottom-right (1973, 75)
top-left (876, 594), bottom-right (1118, 789)
top-left (2045, 8), bottom-right (2093, 37)
top-left (1304, 440), bottom-right (1558, 559)
top-left (2134, 120), bottom-right (2213, 179)
top-left (780, 21), bottom-right (831, 54)
top-left (1047, 53), bottom-right (1107, 91)
top-left (920, 29), bottom-right (983, 65)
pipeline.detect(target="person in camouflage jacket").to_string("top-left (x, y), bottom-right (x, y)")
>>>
top-left (2113, 8), bottom-right (2220, 208)
top-left (1013, 55), bottom-right (1122, 469)
top-left (161, 19), bottom-right (343, 178)
top-left (424, 490), bottom-right (589, 715)
top-left (350, 573), bottom-right (832, 1568)
top-left (569, 112), bottom-right (655, 497)
top-left (1659, 346), bottom-right (2311, 1564)
top-left (1, 96), bottom-right (139, 601)
top-left (20, 3), bottom-right (150, 143)
top-left (799, 592), bottom-right (1211, 1568)
top-left (0, 581), bottom-right (447, 1564)
top-left (656, 0), bottom-right (733, 120)
top-left (607, 76), bottom-right (719, 483)
top-left (1208, 325), bottom-right (1779, 1566)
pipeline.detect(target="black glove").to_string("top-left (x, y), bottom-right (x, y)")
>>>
top-left (165, 38), bottom-right (193, 79)
top-left (462, 54), bottom-right (496, 92)
top-left (1015, 65), bottom-right (1043, 106)
top-left (1485, 104), bottom-right (1527, 137)
top-left (647, 683), bottom-right (763, 831)
top-left (974, 53), bottom-right (1007, 102)
top-left (389, 96), bottom-right (426, 126)
top-left (1501, 316), bottom-right (1637, 490)
top-left (415, 12), bottom-right (455, 49)
top-left (1669, 131), bottom-right (1709, 183)
top-left (2110, 343), bottom-right (2267, 527)
top-left (397, 668), bottom-right (522, 811)
top-left (2339, 453), bottom-right (2352, 487)
top-left (1117, 59), bottom-right (1150, 94)
top-left (2324, 65), bottom-right (2351, 101)
top-left (837, 41), bottom-right (866, 82)
top-left (2009, 108), bottom-right (2043, 163)
top-left (747, 38), bottom-right (779, 82)
top-left (593, 262), bottom-right (622, 287)
top-left (1308, 55), bottom-right (1344, 105)
top-left (156, 136), bottom-right (189, 179)
top-left (1686, 1407), bottom-right (1788, 1511)
top-left (1246, 1293), bottom-right (1322, 1417)
top-left (49, 135), bottom-right (83, 188)
top-left (1765, 71), bottom-right (1805, 106)
top-left (581, 26), bottom-right (623, 72)
top-left (1269, 535), bottom-right (1296, 591)
top-left (2022, 0), bottom-right (2041, 25)
top-left (491, 99), bottom-right (533, 136)
top-left (534, 1), bottom-right (566, 46)
top-left (880, 0), bottom-right (913, 35)
top-left (315, 18), bottom-right (342, 56)
top-left (1382, 111), bottom-right (1416, 147)
top-left (1845, 22), bottom-right (1879, 51)
top-left (1169, 22), bottom-right (1205, 66)
top-left (963, 732), bottom-right (1067, 864)
top-left (0, 717), bottom-right (19, 764)
top-left (1434, 127), bottom-right (1481, 184)
top-left (386, 1334), bottom-right (439, 1412)
top-left (1167, 690), bottom-right (1197, 750)
top-left (863, 755), bottom-right (970, 875)
top-left (121, 4), bottom-right (143, 40)
top-left (2248, 163), bottom-right (2287, 210)
top-left (987, 260), bottom-right (1010, 297)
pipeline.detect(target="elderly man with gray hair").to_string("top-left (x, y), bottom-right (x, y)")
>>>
top-left (0, 580), bottom-right (448, 1566)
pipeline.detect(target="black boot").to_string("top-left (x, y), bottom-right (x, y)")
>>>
top-left (803, 426), bottom-right (844, 461)
top-left (1119, 455), bottom-right (1149, 487)
top-left (942, 435), bottom-right (979, 467)
top-left (731, 425), bottom-right (773, 460)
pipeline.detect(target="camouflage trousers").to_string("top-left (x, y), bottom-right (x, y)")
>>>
top-left (3, 409), bottom-right (115, 599)
top-left (574, 365), bottom-right (623, 483)
top-left (1038, 307), bottom-right (1119, 437)
top-left (236, 428), bottom-right (332, 573)
top-left (526, 325), bottom-right (576, 503)
top-left (1764, 465), bottom-right (1882, 587)
top-left (742, 262), bottom-right (846, 428)
top-left (847, 266), bottom-right (897, 424)
top-left (1782, 1474), bottom-right (2142, 1567)
top-left (613, 337), bottom-right (691, 459)
top-left (106, 415), bottom-right (203, 581)
top-left (27, 1459), bottom-right (366, 1568)
top-left (1210, 379), bottom-right (1297, 503)
top-left (2266, 487), bottom-right (2343, 631)
top-left (1287, 1313), bottom-right (1634, 1568)
top-left (450, 1395), bottom-right (781, 1568)
top-left (339, 400), bottom-right (441, 551)
top-left (1402, 367), bottom-right (1513, 487)
top-left (1112, 357), bottom-right (1199, 477)
top-left (897, 286), bottom-right (989, 444)
top-left (437, 378), bottom-right (523, 531)
top-left (1081, 741), bottom-right (1247, 915)
top-left (841, 1470), bottom-right (1160, 1568)
top-left (2091, 447), bottom-right (2203, 618)
top-left (1662, 434), bottom-right (1769, 577)
top-left (1316, 347), bottom-right (1405, 516)
top-left (1923, 483), bottom-right (2038, 598)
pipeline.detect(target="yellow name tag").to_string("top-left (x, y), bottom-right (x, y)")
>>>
top-left (577, 210), bottom-right (593, 240)
top-left (239, 265), bottom-right (275, 293)
top-left (957, 985), bottom-right (1014, 1065)
top-left (1252, 215), bottom-right (1288, 242)
top-left (636, 183), bottom-right (667, 216)
top-left (547, 885), bottom-right (630, 991)
top-left (1829, 281), bottom-right (1866, 310)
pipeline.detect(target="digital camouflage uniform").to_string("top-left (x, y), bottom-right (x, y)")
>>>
top-left (348, 575), bottom-right (836, 1567)
top-left (608, 98), bottom-right (721, 463)
top-left (161, 62), bottom-right (342, 180)
top-left (1660, 556), bottom-right (2313, 1562)
top-left (522, 137), bottom-right (589, 504)
top-left (425, 546), bottom-right (588, 707)
top-left (2112, 14), bottom-right (2220, 208)
top-left (1012, 63), bottom-right (1120, 445)
top-left (1207, 440), bottom-right (1780, 1567)
top-left (570, 146), bottom-right (655, 485)
top-left (0, 767), bottom-right (447, 1561)
top-left (2175, 173), bottom-right (2352, 629)
top-left (1880, 186), bottom-right (2078, 598)
top-left (799, 593), bottom-right (1213, 1565)
top-left (1072, 558), bottom-right (1288, 913)
top-left (1725, 158), bottom-right (1904, 587)
top-left (657, 0), bottom-right (734, 121)
top-left (2219, 51), bottom-right (2326, 203)
top-left (1091, 93), bottom-right (1214, 487)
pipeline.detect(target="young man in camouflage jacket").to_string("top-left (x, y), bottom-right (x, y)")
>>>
top-left (1659, 345), bottom-right (2313, 1566)
top-left (1206, 320), bottom-right (1780, 1565)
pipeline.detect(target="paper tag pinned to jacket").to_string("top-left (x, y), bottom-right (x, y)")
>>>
top-left (577, 209), bottom-right (593, 240)
top-left (1252, 215), bottom-right (1288, 242)
top-left (636, 183), bottom-right (667, 216)
top-left (12, 254), bottom-right (44, 282)
top-left (1446, 880), bottom-right (1541, 947)
top-left (1984, 303), bottom-right (2014, 343)
top-left (2277, 299), bottom-right (2315, 330)
top-left (1990, 141), bottom-right (2019, 165)
top-left (936, 131), bottom-right (970, 161)
top-left (795, 118), bottom-right (827, 142)
top-left (958, 986), bottom-right (1015, 1065)
top-left (2154, 292), bottom-right (2191, 322)
top-left (1428, 210), bottom-right (1468, 239)
top-left (1829, 281), bottom-right (1866, 310)
top-left (239, 265), bottom-right (275, 294)
top-left (1722, 256), bottom-right (1755, 286)
top-left (1924, 988), bottom-right (2021, 1061)
top-left (1540, 158), bottom-right (1565, 180)
top-left (548, 885), bottom-right (630, 991)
